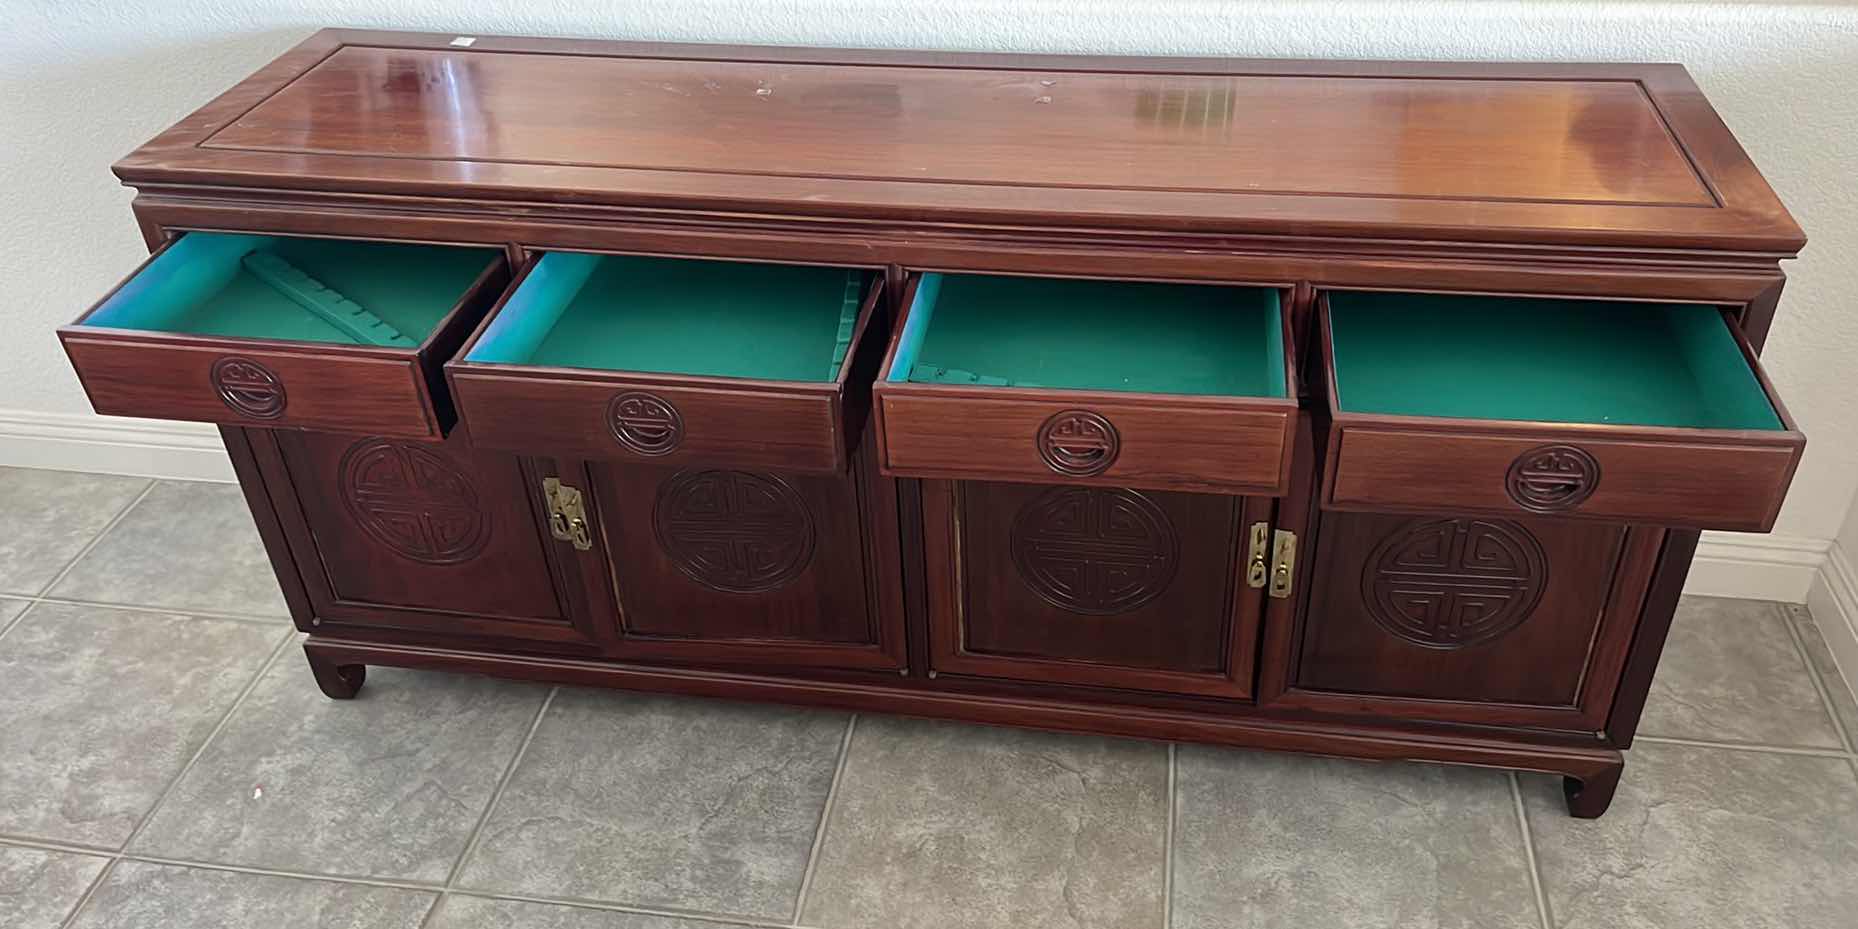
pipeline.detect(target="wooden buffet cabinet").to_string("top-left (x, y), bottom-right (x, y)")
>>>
top-left (58, 30), bottom-right (1807, 818)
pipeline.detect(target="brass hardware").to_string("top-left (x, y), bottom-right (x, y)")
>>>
top-left (543, 478), bottom-right (569, 541)
top-left (1268, 529), bottom-right (1297, 599)
top-left (543, 477), bottom-right (593, 551)
top-left (1245, 522), bottom-right (1270, 588)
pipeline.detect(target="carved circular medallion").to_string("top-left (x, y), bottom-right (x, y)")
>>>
top-left (1036, 410), bottom-right (1120, 478)
top-left (608, 392), bottom-right (683, 456)
top-left (339, 439), bottom-right (491, 565)
top-left (654, 470), bottom-right (815, 593)
top-left (1363, 518), bottom-right (1547, 649)
top-left (209, 357), bottom-right (286, 420)
top-left (1010, 486), bottom-right (1179, 615)
top-left (1506, 444), bottom-right (1600, 513)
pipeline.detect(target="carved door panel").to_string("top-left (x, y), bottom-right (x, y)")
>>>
top-left (570, 440), bottom-right (907, 671)
top-left (921, 479), bottom-right (1267, 698)
top-left (251, 429), bottom-right (607, 649)
top-left (1283, 509), bottom-right (1662, 729)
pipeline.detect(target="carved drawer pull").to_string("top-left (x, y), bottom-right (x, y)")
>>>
top-left (608, 391), bottom-right (683, 456)
top-left (210, 357), bottom-right (287, 420)
top-left (1506, 444), bottom-right (1600, 513)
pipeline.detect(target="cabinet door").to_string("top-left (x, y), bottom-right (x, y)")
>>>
top-left (922, 479), bottom-right (1267, 698)
top-left (564, 432), bottom-right (907, 671)
top-left (249, 429), bottom-right (607, 649)
top-left (1281, 509), bottom-right (1660, 729)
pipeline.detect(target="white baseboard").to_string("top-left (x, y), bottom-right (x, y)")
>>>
top-left (0, 409), bottom-right (234, 482)
top-left (1685, 531), bottom-right (1828, 602)
top-left (1807, 541), bottom-right (1858, 707)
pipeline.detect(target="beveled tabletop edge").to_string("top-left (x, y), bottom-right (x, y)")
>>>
top-left (111, 28), bottom-right (1806, 257)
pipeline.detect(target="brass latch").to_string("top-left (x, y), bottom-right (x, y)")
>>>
top-left (1267, 529), bottom-right (1297, 599)
top-left (1245, 522), bottom-right (1270, 588)
top-left (543, 477), bottom-right (593, 551)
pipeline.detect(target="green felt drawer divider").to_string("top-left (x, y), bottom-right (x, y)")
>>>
top-left (467, 252), bottom-right (868, 384)
top-left (827, 272), bottom-right (863, 378)
top-left (82, 232), bottom-right (496, 347)
top-left (239, 252), bottom-right (415, 346)
top-left (889, 272), bottom-right (1286, 398)
top-left (1327, 291), bottom-right (1784, 431)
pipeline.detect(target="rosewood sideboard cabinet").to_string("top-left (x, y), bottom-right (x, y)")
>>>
top-left (57, 29), bottom-right (1806, 818)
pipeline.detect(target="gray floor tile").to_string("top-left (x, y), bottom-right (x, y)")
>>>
top-left (0, 843), bottom-right (109, 929)
top-left (0, 603), bottom-right (282, 846)
top-left (458, 689), bottom-right (846, 920)
top-left (802, 716), bottom-right (1168, 929)
top-left (426, 895), bottom-right (764, 928)
top-left (132, 665), bottom-right (549, 882)
top-left (1171, 748), bottom-right (1536, 929)
top-left (1783, 603), bottom-right (1858, 749)
top-left (65, 860), bottom-right (433, 929)
top-left (1637, 595), bottom-right (1841, 748)
top-left (1524, 742), bottom-right (1858, 929)
top-left (0, 598), bottom-right (28, 636)
top-left (49, 481), bottom-right (288, 618)
top-left (0, 468), bottom-right (148, 596)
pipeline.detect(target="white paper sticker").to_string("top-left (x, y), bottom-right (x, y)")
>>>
top-left (450, 36), bottom-right (477, 47)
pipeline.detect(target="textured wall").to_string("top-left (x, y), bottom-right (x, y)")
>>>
top-left (3, 1), bottom-right (1855, 542)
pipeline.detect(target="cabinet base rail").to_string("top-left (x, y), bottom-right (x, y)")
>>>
top-left (302, 635), bottom-right (1625, 818)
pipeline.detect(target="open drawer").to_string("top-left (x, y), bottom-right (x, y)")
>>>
top-left (1319, 291), bottom-right (1804, 531)
top-left (446, 252), bottom-right (884, 473)
top-left (874, 272), bottom-right (1298, 495)
top-left (59, 233), bottom-right (508, 439)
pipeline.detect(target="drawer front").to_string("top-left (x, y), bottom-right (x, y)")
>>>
top-left (451, 372), bottom-right (846, 472)
top-left (880, 392), bottom-right (1293, 495)
top-left (449, 254), bottom-right (885, 474)
top-left (60, 233), bottom-right (508, 439)
top-left (922, 479), bottom-right (1265, 698)
top-left (874, 271), bottom-right (1298, 495)
top-left (1318, 292), bottom-right (1804, 532)
top-left (1283, 509), bottom-right (1659, 729)
top-left (65, 337), bottom-right (438, 437)
top-left (1327, 427), bottom-right (1798, 531)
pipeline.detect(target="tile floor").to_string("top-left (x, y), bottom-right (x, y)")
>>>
top-left (1, 466), bottom-right (1855, 929)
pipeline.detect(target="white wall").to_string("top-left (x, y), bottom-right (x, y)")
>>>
top-left (3, 1), bottom-right (1856, 597)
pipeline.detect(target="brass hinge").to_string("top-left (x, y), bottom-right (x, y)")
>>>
top-left (1245, 522), bottom-right (1270, 588)
top-left (1267, 529), bottom-right (1297, 599)
top-left (543, 477), bottom-right (593, 551)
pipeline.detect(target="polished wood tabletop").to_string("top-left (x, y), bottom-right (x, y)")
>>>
top-left (116, 29), bottom-right (1801, 253)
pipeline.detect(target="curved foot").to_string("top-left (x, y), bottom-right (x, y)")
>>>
top-left (306, 650), bottom-right (366, 700)
top-left (1563, 763), bottom-right (1623, 819)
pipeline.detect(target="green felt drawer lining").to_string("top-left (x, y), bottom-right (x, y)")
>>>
top-left (1327, 291), bottom-right (1784, 431)
top-left (891, 272), bottom-right (1288, 398)
top-left (466, 252), bottom-right (867, 383)
top-left (81, 232), bottom-right (496, 347)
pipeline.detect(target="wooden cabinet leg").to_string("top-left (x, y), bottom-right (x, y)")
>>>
top-left (1563, 761), bottom-right (1624, 819)
top-left (305, 648), bottom-right (367, 700)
